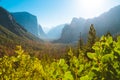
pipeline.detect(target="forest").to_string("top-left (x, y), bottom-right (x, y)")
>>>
top-left (0, 24), bottom-right (120, 80)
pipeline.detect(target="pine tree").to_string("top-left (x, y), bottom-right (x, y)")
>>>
top-left (78, 32), bottom-right (83, 50)
top-left (105, 31), bottom-right (112, 37)
top-left (87, 24), bottom-right (96, 51)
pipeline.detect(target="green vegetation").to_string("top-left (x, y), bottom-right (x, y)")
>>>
top-left (0, 35), bottom-right (120, 80)
top-left (0, 23), bottom-right (120, 79)
top-left (87, 24), bottom-right (97, 52)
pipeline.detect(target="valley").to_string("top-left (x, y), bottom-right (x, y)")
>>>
top-left (0, 1), bottom-right (120, 79)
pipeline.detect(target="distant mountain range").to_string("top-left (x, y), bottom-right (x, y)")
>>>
top-left (11, 11), bottom-right (64, 41)
top-left (46, 24), bottom-right (65, 40)
top-left (0, 7), bottom-right (65, 41)
top-left (55, 5), bottom-right (120, 43)
top-left (1, 5), bottom-right (120, 44)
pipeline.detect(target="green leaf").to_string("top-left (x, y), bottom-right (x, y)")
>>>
top-left (87, 53), bottom-right (96, 60)
top-left (114, 38), bottom-right (120, 55)
top-left (92, 42), bottom-right (100, 51)
top-left (117, 36), bottom-right (120, 42)
top-left (78, 64), bottom-right (84, 74)
top-left (101, 54), bottom-right (114, 63)
top-left (72, 56), bottom-right (79, 68)
top-left (107, 36), bottom-right (113, 44)
top-left (62, 64), bottom-right (68, 71)
top-left (88, 71), bottom-right (96, 80)
top-left (59, 59), bottom-right (65, 66)
top-left (114, 47), bottom-right (120, 55)
top-left (80, 75), bottom-right (89, 80)
top-left (68, 48), bottom-right (73, 56)
top-left (63, 71), bottom-right (74, 80)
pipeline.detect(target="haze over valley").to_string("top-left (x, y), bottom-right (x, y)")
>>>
top-left (5, 5), bottom-right (120, 43)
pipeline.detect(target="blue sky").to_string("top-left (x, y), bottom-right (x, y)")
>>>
top-left (0, 0), bottom-right (120, 32)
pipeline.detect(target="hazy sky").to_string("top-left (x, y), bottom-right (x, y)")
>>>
top-left (0, 0), bottom-right (120, 32)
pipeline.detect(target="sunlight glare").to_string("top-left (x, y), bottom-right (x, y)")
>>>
top-left (75, 0), bottom-right (105, 18)
top-left (82, 0), bottom-right (103, 9)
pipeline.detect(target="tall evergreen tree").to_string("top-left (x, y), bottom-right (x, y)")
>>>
top-left (105, 31), bottom-right (112, 37)
top-left (87, 24), bottom-right (96, 51)
top-left (78, 32), bottom-right (83, 50)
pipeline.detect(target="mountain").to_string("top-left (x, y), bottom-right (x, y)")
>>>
top-left (0, 7), bottom-right (27, 37)
top-left (11, 12), bottom-right (46, 39)
top-left (11, 12), bottom-right (40, 37)
top-left (55, 18), bottom-right (86, 43)
top-left (0, 7), bottom-right (42, 40)
top-left (46, 24), bottom-right (65, 40)
top-left (0, 7), bottom-right (43, 55)
top-left (56, 5), bottom-right (120, 43)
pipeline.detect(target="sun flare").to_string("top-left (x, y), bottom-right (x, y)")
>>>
top-left (82, 0), bottom-right (103, 8)
top-left (75, 0), bottom-right (105, 18)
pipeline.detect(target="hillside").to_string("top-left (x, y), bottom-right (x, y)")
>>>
top-left (0, 7), bottom-right (44, 56)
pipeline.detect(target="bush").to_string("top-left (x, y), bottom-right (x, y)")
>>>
top-left (0, 36), bottom-right (120, 80)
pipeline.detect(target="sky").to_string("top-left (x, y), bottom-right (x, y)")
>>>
top-left (0, 0), bottom-right (120, 32)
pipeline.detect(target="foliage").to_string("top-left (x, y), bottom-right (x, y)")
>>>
top-left (0, 36), bottom-right (120, 80)
top-left (78, 32), bottom-right (84, 50)
top-left (87, 24), bottom-right (97, 52)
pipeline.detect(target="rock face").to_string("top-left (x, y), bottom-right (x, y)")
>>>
top-left (11, 12), bottom-right (39, 37)
top-left (0, 7), bottom-right (41, 40)
top-left (56, 5), bottom-right (120, 43)
top-left (0, 7), bottom-right (27, 37)
top-left (46, 24), bottom-right (65, 40)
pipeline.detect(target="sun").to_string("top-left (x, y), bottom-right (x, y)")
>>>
top-left (75, 0), bottom-right (104, 18)
top-left (82, 0), bottom-right (103, 9)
